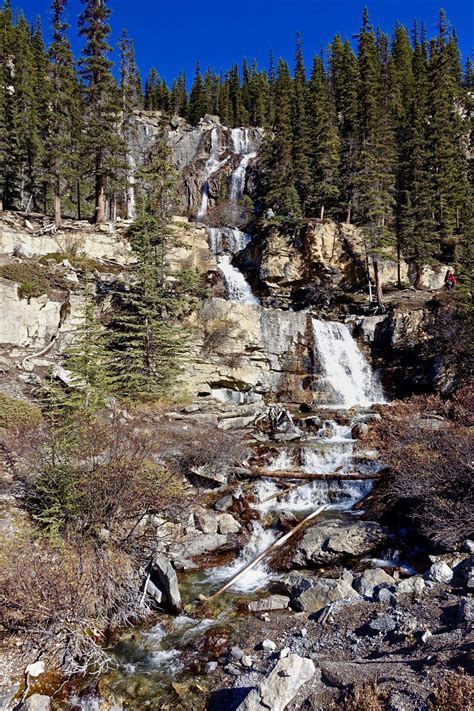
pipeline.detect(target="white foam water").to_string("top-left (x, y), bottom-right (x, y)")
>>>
top-left (208, 226), bottom-right (252, 256)
top-left (197, 128), bottom-right (229, 219)
top-left (217, 255), bottom-right (259, 304)
top-left (312, 318), bottom-right (385, 409)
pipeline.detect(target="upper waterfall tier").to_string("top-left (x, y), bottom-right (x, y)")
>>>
top-left (312, 318), bottom-right (385, 409)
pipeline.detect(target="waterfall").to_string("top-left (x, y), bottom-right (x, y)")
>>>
top-left (216, 256), bottom-right (259, 305)
top-left (312, 319), bottom-right (385, 409)
top-left (229, 128), bottom-right (258, 201)
top-left (197, 128), bottom-right (229, 219)
top-left (208, 227), bottom-right (252, 255)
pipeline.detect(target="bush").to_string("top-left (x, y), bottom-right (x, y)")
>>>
top-left (0, 530), bottom-right (142, 673)
top-left (202, 317), bottom-right (234, 354)
top-left (370, 389), bottom-right (474, 548)
top-left (341, 681), bottom-right (387, 711)
top-left (0, 262), bottom-right (70, 298)
top-left (0, 393), bottom-right (42, 430)
top-left (428, 671), bottom-right (474, 710)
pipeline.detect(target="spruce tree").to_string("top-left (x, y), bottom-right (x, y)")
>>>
top-left (48, 0), bottom-right (81, 227)
top-left (292, 35), bottom-right (311, 210)
top-left (307, 55), bottom-right (340, 218)
top-left (171, 71), bottom-right (187, 117)
top-left (109, 139), bottom-right (187, 399)
top-left (119, 29), bottom-right (142, 220)
top-left (78, 0), bottom-right (124, 223)
top-left (188, 63), bottom-right (206, 125)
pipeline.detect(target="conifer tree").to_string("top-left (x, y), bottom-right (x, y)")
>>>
top-left (144, 67), bottom-right (159, 109)
top-left (188, 63), bottom-right (206, 125)
top-left (171, 71), bottom-right (187, 117)
top-left (308, 55), bottom-right (340, 218)
top-left (48, 0), bottom-right (81, 227)
top-left (292, 35), bottom-right (311, 210)
top-left (78, 0), bottom-right (124, 223)
top-left (119, 29), bottom-right (142, 220)
top-left (329, 35), bottom-right (360, 222)
top-left (109, 139), bottom-right (186, 399)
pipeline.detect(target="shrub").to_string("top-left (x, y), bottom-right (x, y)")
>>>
top-left (428, 671), bottom-right (474, 710)
top-left (202, 317), bottom-right (234, 354)
top-left (0, 530), bottom-right (142, 673)
top-left (0, 393), bottom-right (42, 430)
top-left (341, 681), bottom-right (387, 711)
top-left (370, 390), bottom-right (474, 548)
top-left (0, 262), bottom-right (70, 298)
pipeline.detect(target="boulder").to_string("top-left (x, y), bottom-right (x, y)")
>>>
top-left (214, 494), bottom-right (234, 512)
top-left (152, 555), bottom-right (182, 613)
top-left (259, 639), bottom-right (276, 652)
top-left (369, 613), bottom-right (397, 635)
top-left (426, 561), bottom-right (453, 584)
top-left (292, 577), bottom-right (359, 613)
top-left (236, 654), bottom-right (316, 711)
top-left (453, 555), bottom-right (474, 591)
top-left (458, 598), bottom-right (474, 625)
top-left (20, 696), bottom-right (51, 711)
top-left (396, 576), bottom-right (425, 596)
top-left (218, 513), bottom-right (241, 535)
top-left (193, 507), bottom-right (219, 534)
top-left (248, 595), bottom-right (290, 612)
top-left (292, 520), bottom-right (387, 567)
top-left (351, 422), bottom-right (369, 440)
top-left (353, 568), bottom-right (396, 598)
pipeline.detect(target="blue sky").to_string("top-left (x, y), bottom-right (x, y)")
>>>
top-left (12, 0), bottom-right (474, 84)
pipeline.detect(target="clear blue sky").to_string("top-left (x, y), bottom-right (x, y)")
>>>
top-left (12, 0), bottom-right (474, 84)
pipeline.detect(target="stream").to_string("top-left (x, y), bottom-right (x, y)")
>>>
top-left (68, 126), bottom-right (389, 709)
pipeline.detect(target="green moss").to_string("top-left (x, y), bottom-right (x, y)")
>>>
top-left (0, 393), bottom-right (42, 430)
top-left (39, 252), bottom-right (121, 274)
top-left (0, 262), bottom-right (70, 298)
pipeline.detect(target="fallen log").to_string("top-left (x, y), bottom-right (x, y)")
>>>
top-left (249, 468), bottom-right (383, 482)
top-left (201, 504), bottom-right (330, 602)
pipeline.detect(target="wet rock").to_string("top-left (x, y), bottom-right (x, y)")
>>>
top-left (20, 696), bottom-right (51, 711)
top-left (351, 422), bottom-right (369, 440)
top-left (259, 639), bottom-right (276, 652)
top-left (214, 494), bottom-right (234, 512)
top-left (151, 555), bottom-right (182, 613)
top-left (218, 513), bottom-right (241, 535)
top-left (293, 520), bottom-right (387, 567)
top-left (292, 577), bottom-right (359, 613)
top-left (463, 540), bottom-right (474, 554)
top-left (354, 568), bottom-right (396, 598)
top-left (396, 576), bottom-right (425, 596)
top-left (426, 561), bottom-right (453, 584)
top-left (146, 580), bottom-right (164, 605)
top-left (248, 595), bottom-right (290, 612)
top-left (235, 654), bottom-right (317, 711)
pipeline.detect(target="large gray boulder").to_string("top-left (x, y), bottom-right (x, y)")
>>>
top-left (292, 520), bottom-right (387, 567)
top-left (248, 594), bottom-right (290, 612)
top-left (353, 568), bottom-right (396, 598)
top-left (292, 577), bottom-right (359, 613)
top-left (152, 555), bottom-right (182, 614)
top-left (236, 654), bottom-right (316, 711)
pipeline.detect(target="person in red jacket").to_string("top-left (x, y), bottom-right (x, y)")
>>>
top-left (444, 269), bottom-right (457, 291)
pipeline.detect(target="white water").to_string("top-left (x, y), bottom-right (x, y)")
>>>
top-left (197, 128), bottom-right (229, 219)
top-left (217, 255), bottom-right (259, 304)
top-left (229, 128), bottom-right (258, 201)
top-left (208, 226), bottom-right (252, 255)
top-left (312, 318), bottom-right (385, 409)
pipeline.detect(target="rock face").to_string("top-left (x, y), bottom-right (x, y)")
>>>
top-left (151, 555), bottom-right (182, 613)
top-left (0, 278), bottom-right (65, 347)
top-left (292, 520), bottom-right (387, 567)
top-left (236, 654), bottom-right (316, 711)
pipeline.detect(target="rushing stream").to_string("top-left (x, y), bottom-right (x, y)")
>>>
top-left (69, 124), bottom-right (388, 709)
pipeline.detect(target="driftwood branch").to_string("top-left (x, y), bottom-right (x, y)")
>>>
top-left (202, 504), bottom-right (330, 602)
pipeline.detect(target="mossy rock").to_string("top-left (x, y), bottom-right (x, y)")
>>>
top-left (0, 393), bottom-right (42, 430)
top-left (0, 262), bottom-right (70, 298)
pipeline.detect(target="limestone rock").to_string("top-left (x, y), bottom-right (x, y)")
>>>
top-left (292, 520), bottom-right (387, 567)
top-left (20, 696), bottom-right (51, 711)
top-left (236, 654), bottom-right (316, 711)
top-left (396, 576), bottom-right (426, 596)
top-left (193, 507), bottom-right (219, 534)
top-left (291, 577), bottom-right (359, 613)
top-left (248, 595), bottom-right (290, 612)
top-left (353, 568), bottom-right (396, 598)
top-left (426, 561), bottom-right (453, 584)
top-left (152, 555), bottom-right (182, 613)
top-left (259, 639), bottom-right (276, 652)
top-left (218, 513), bottom-right (241, 534)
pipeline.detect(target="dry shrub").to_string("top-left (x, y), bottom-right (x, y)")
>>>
top-left (0, 393), bottom-right (42, 430)
top-left (428, 671), bottom-right (474, 710)
top-left (12, 410), bottom-right (185, 550)
top-left (202, 317), bottom-right (234, 354)
top-left (0, 530), bottom-right (142, 673)
top-left (371, 388), bottom-right (474, 548)
top-left (341, 681), bottom-right (387, 711)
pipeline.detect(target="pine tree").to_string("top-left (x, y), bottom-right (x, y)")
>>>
top-left (109, 139), bottom-right (187, 399)
top-left (171, 71), bottom-right (187, 117)
top-left (48, 0), bottom-right (81, 227)
top-left (119, 29), bottom-right (142, 220)
top-left (78, 0), bottom-right (124, 223)
top-left (307, 55), bottom-right (340, 218)
top-left (144, 67), bottom-right (159, 109)
top-left (292, 35), bottom-right (311, 210)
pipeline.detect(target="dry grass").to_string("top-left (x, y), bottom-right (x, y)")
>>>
top-left (428, 671), bottom-right (474, 710)
top-left (341, 681), bottom-right (387, 711)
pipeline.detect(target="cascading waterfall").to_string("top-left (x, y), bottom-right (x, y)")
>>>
top-left (229, 128), bottom-right (258, 201)
top-left (312, 318), bottom-right (385, 409)
top-left (197, 128), bottom-right (229, 220)
top-left (216, 255), bottom-right (259, 304)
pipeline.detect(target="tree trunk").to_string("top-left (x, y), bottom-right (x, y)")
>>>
top-left (345, 202), bottom-right (352, 225)
top-left (95, 177), bottom-right (106, 224)
top-left (53, 183), bottom-right (62, 229)
top-left (77, 182), bottom-right (81, 221)
top-left (413, 263), bottom-right (423, 290)
top-left (373, 259), bottom-right (384, 307)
